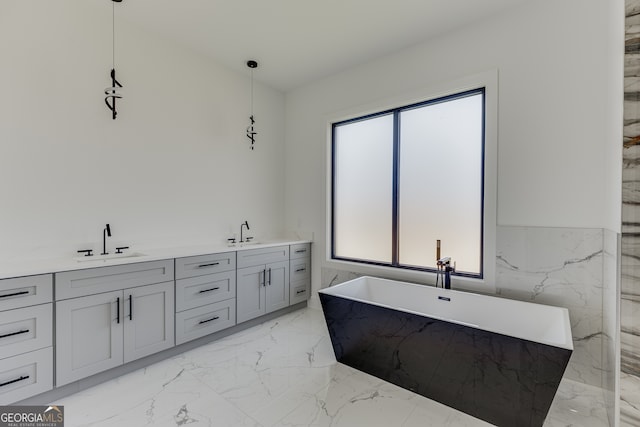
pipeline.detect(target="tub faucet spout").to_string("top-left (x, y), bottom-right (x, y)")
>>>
top-left (437, 257), bottom-right (455, 289)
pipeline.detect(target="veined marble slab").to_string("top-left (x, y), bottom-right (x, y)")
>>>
top-left (622, 3), bottom-right (640, 403)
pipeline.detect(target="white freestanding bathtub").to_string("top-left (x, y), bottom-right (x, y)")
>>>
top-left (318, 276), bottom-right (573, 427)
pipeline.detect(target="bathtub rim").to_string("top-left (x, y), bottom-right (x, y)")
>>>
top-left (318, 275), bottom-right (574, 351)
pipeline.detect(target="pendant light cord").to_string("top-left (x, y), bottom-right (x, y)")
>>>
top-left (112, 0), bottom-right (115, 70)
top-left (250, 68), bottom-right (254, 117)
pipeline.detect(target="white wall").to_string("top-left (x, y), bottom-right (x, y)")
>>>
top-left (284, 0), bottom-right (623, 303)
top-left (0, 1), bottom-right (286, 262)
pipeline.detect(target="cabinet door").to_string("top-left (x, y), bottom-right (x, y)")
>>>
top-left (236, 265), bottom-right (266, 323)
top-left (56, 291), bottom-right (124, 386)
top-left (265, 261), bottom-right (289, 314)
top-left (123, 282), bottom-right (175, 363)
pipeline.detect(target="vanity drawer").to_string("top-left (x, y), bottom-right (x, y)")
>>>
top-left (175, 252), bottom-right (236, 280)
top-left (0, 347), bottom-right (53, 405)
top-left (55, 260), bottom-right (174, 300)
top-left (290, 257), bottom-right (311, 283)
top-left (290, 243), bottom-right (311, 260)
top-left (175, 299), bottom-right (236, 345)
top-left (0, 275), bottom-right (52, 311)
top-left (290, 280), bottom-right (310, 305)
top-left (176, 270), bottom-right (236, 312)
top-left (237, 246), bottom-right (289, 268)
top-left (0, 304), bottom-right (52, 360)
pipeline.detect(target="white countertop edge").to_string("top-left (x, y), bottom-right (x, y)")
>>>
top-left (0, 239), bottom-right (312, 280)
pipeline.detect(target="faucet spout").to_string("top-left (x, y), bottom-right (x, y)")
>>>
top-left (437, 256), bottom-right (455, 289)
top-left (101, 224), bottom-right (111, 255)
top-left (240, 221), bottom-right (250, 243)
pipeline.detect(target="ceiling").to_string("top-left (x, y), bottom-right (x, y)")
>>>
top-left (115, 0), bottom-right (527, 92)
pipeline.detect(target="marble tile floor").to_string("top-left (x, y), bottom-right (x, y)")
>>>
top-left (54, 307), bottom-right (611, 427)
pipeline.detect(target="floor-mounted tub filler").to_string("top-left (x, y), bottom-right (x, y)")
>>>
top-left (318, 276), bottom-right (573, 427)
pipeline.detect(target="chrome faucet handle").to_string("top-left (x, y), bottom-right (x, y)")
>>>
top-left (115, 246), bottom-right (129, 254)
top-left (245, 236), bottom-right (254, 242)
top-left (77, 249), bottom-right (93, 257)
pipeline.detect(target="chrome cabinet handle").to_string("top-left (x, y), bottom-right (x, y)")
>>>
top-left (0, 291), bottom-right (29, 299)
top-left (261, 269), bottom-right (266, 287)
top-left (0, 329), bottom-right (30, 339)
top-left (296, 289), bottom-right (307, 295)
top-left (0, 375), bottom-right (29, 387)
top-left (198, 262), bottom-right (220, 268)
top-left (295, 249), bottom-right (307, 254)
top-left (116, 297), bottom-right (120, 324)
top-left (198, 316), bottom-right (220, 325)
top-left (198, 287), bottom-right (220, 294)
top-left (129, 295), bottom-right (133, 321)
top-left (267, 268), bottom-right (272, 286)
top-left (295, 268), bottom-right (306, 272)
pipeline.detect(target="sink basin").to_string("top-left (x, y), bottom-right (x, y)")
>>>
top-left (74, 252), bottom-right (146, 262)
top-left (228, 241), bottom-right (261, 248)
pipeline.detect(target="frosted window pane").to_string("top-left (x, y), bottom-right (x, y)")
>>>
top-left (334, 114), bottom-right (393, 263)
top-left (398, 94), bottom-right (483, 274)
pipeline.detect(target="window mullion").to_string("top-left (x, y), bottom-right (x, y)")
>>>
top-left (392, 111), bottom-right (400, 266)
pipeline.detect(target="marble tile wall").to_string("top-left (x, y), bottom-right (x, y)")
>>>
top-left (322, 226), bottom-right (614, 392)
top-left (495, 227), bottom-right (605, 388)
top-left (603, 229), bottom-right (620, 427)
top-left (623, 1), bottom-right (640, 425)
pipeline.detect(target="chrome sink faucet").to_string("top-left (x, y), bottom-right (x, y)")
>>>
top-left (240, 221), bottom-right (250, 243)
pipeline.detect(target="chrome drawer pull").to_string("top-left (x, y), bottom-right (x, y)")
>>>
top-left (0, 329), bottom-right (30, 339)
top-left (0, 375), bottom-right (29, 387)
top-left (198, 262), bottom-right (220, 268)
top-left (296, 289), bottom-right (307, 295)
top-left (0, 291), bottom-right (30, 299)
top-left (199, 316), bottom-right (220, 325)
top-left (295, 268), bottom-right (306, 272)
top-left (198, 287), bottom-right (220, 294)
top-left (295, 249), bottom-right (307, 254)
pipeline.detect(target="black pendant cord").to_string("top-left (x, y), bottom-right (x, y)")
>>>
top-left (246, 60), bottom-right (258, 149)
top-left (104, 0), bottom-right (123, 120)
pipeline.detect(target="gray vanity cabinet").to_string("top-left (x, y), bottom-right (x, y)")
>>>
top-left (236, 246), bottom-right (290, 323)
top-left (55, 290), bottom-right (124, 386)
top-left (289, 243), bottom-right (311, 305)
top-left (0, 274), bottom-right (53, 404)
top-left (174, 252), bottom-right (237, 345)
top-left (123, 281), bottom-right (174, 363)
top-left (55, 261), bottom-right (175, 386)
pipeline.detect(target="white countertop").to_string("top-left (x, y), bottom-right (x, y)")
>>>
top-left (0, 239), bottom-right (312, 280)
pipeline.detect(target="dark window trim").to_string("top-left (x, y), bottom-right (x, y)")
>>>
top-left (331, 88), bottom-right (486, 279)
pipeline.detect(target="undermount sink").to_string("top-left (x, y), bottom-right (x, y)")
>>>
top-left (228, 241), bottom-right (261, 248)
top-left (74, 252), bottom-right (146, 262)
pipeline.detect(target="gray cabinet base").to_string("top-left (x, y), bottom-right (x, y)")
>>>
top-left (15, 302), bottom-right (307, 405)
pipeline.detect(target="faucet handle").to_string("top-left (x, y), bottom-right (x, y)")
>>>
top-left (245, 236), bottom-right (253, 242)
top-left (77, 249), bottom-right (94, 257)
top-left (115, 246), bottom-right (129, 254)
top-left (227, 238), bottom-right (236, 244)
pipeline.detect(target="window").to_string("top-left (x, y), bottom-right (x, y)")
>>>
top-left (331, 88), bottom-right (485, 278)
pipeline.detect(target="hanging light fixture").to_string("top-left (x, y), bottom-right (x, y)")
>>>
top-left (104, 0), bottom-right (123, 120)
top-left (246, 60), bottom-right (258, 150)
